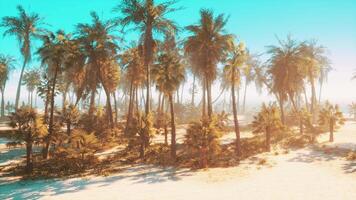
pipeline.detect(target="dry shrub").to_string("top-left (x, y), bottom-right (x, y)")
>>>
top-left (282, 135), bottom-right (311, 149)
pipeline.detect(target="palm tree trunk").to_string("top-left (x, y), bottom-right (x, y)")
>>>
top-left (265, 127), bottom-right (271, 152)
top-left (303, 86), bottom-right (309, 111)
top-left (206, 78), bottom-right (212, 119)
top-left (329, 119), bottom-right (334, 142)
top-left (278, 95), bottom-right (285, 125)
top-left (176, 88), bottom-right (180, 104)
top-left (180, 81), bottom-right (185, 103)
top-left (144, 23), bottom-right (153, 116)
top-left (89, 88), bottom-right (96, 116)
top-left (113, 92), bottom-right (118, 125)
top-left (318, 80), bottom-right (323, 104)
top-left (310, 79), bottom-right (317, 123)
top-left (62, 92), bottom-right (67, 111)
top-left (15, 58), bottom-right (27, 109)
top-left (26, 135), bottom-right (33, 173)
top-left (202, 80), bottom-right (206, 117)
top-left (242, 78), bottom-right (248, 113)
top-left (157, 92), bottom-right (162, 114)
top-left (191, 74), bottom-right (196, 106)
top-left (1, 91), bottom-right (4, 117)
top-left (169, 93), bottom-right (176, 161)
top-left (125, 79), bottom-right (134, 134)
top-left (44, 66), bottom-right (59, 159)
top-left (231, 75), bottom-right (241, 157)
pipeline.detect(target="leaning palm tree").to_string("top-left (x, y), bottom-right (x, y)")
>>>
top-left (318, 102), bottom-right (345, 142)
top-left (114, 0), bottom-right (178, 115)
top-left (1, 6), bottom-right (46, 109)
top-left (184, 9), bottom-right (234, 119)
top-left (23, 69), bottom-right (41, 108)
top-left (223, 42), bottom-right (247, 157)
top-left (252, 103), bottom-right (283, 152)
top-left (0, 54), bottom-right (15, 117)
top-left (152, 52), bottom-right (185, 161)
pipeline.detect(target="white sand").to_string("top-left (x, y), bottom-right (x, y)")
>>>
top-left (1, 121), bottom-right (356, 200)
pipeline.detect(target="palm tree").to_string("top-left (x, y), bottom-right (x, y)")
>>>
top-left (184, 9), bottom-right (234, 119)
top-left (299, 41), bottom-right (329, 122)
top-left (0, 54), bottom-right (15, 117)
top-left (223, 42), bottom-right (247, 157)
top-left (9, 106), bottom-right (47, 173)
top-left (318, 64), bottom-right (332, 104)
top-left (76, 12), bottom-right (120, 128)
top-left (23, 69), bottom-right (41, 108)
top-left (242, 53), bottom-right (257, 113)
top-left (266, 36), bottom-right (304, 124)
top-left (318, 102), bottom-right (345, 142)
top-left (152, 52), bottom-right (185, 161)
top-left (114, 0), bottom-right (178, 115)
top-left (1, 5), bottom-right (46, 109)
top-left (37, 30), bottom-right (70, 158)
top-left (252, 103), bottom-right (282, 152)
top-left (349, 102), bottom-right (356, 120)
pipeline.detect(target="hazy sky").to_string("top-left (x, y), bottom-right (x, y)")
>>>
top-left (0, 0), bottom-right (355, 108)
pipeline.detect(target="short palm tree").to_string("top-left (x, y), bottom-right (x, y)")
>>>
top-left (184, 9), bottom-right (234, 119)
top-left (252, 103), bottom-right (283, 152)
top-left (114, 0), bottom-right (178, 115)
top-left (9, 106), bottom-right (47, 173)
top-left (318, 102), bottom-right (345, 142)
top-left (223, 42), bottom-right (247, 157)
top-left (152, 52), bottom-right (185, 161)
top-left (1, 6), bottom-right (46, 109)
top-left (0, 54), bottom-right (15, 116)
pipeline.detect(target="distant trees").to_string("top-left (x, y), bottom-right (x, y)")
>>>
top-left (0, 54), bottom-right (15, 116)
top-left (23, 69), bottom-right (41, 107)
top-left (318, 102), bottom-right (345, 142)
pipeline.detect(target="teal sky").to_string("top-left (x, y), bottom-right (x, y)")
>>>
top-left (0, 0), bottom-right (356, 107)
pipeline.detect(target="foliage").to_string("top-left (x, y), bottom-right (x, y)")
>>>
top-left (184, 117), bottom-right (222, 168)
top-left (318, 101), bottom-right (345, 142)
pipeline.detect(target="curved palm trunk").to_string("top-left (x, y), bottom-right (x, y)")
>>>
top-left (44, 66), bottom-right (59, 159)
top-left (231, 74), bottom-right (241, 157)
top-left (144, 22), bottom-right (153, 116)
top-left (15, 58), bottom-right (27, 109)
top-left (169, 94), bottom-right (176, 161)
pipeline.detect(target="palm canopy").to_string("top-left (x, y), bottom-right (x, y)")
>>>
top-left (184, 9), bottom-right (234, 82)
top-left (318, 101), bottom-right (345, 128)
top-left (23, 69), bottom-right (41, 92)
top-left (223, 42), bottom-right (247, 87)
top-left (266, 36), bottom-right (305, 105)
top-left (152, 52), bottom-right (185, 95)
top-left (252, 103), bottom-right (283, 134)
top-left (1, 5), bottom-right (46, 62)
top-left (114, 0), bottom-right (179, 36)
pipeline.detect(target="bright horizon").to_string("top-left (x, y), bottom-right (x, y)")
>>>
top-left (0, 0), bottom-right (355, 109)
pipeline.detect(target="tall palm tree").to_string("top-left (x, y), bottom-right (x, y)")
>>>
top-left (184, 9), bottom-right (234, 119)
top-left (76, 12), bottom-right (119, 127)
top-left (223, 42), bottom-right (247, 157)
top-left (37, 30), bottom-right (70, 158)
top-left (0, 54), bottom-right (15, 116)
top-left (114, 0), bottom-right (178, 115)
top-left (1, 5), bottom-right (46, 109)
top-left (23, 69), bottom-right (41, 108)
top-left (266, 36), bottom-right (304, 123)
top-left (299, 41), bottom-right (329, 123)
top-left (242, 53), bottom-right (257, 113)
top-left (318, 102), bottom-right (345, 142)
top-left (152, 52), bottom-right (185, 161)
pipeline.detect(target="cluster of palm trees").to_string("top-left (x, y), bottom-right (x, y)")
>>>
top-left (1, 0), bottom-right (336, 165)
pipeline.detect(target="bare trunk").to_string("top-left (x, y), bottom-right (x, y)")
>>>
top-left (202, 80), bottom-right (206, 117)
top-left (113, 92), bottom-right (118, 125)
top-left (278, 96), bottom-right (285, 125)
top-left (15, 58), bottom-right (27, 109)
top-left (26, 135), bottom-right (33, 173)
top-left (231, 72), bottom-right (241, 157)
top-left (169, 94), bottom-right (176, 161)
top-left (44, 66), bottom-right (59, 159)
top-left (206, 78), bottom-right (212, 119)
top-left (88, 88), bottom-right (96, 116)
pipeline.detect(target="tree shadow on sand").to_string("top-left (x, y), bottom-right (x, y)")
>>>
top-left (0, 164), bottom-right (193, 200)
top-left (287, 144), bottom-right (356, 174)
